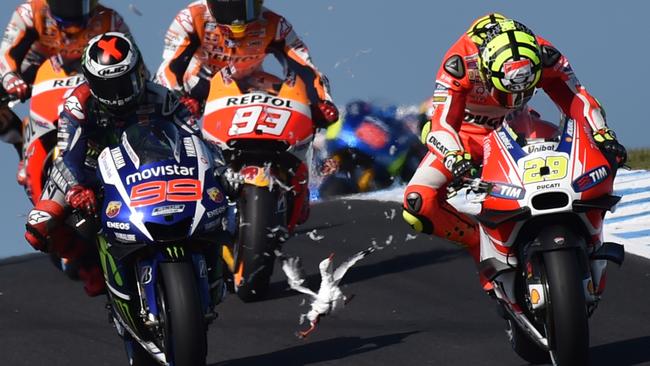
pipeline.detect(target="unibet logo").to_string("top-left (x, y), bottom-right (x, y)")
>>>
top-left (126, 165), bottom-right (196, 185)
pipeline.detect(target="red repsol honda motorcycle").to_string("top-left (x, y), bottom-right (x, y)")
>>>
top-left (202, 69), bottom-right (315, 301)
top-left (454, 111), bottom-right (624, 365)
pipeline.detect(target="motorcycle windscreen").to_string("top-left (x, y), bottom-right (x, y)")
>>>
top-left (123, 120), bottom-right (180, 166)
top-left (504, 109), bottom-right (560, 143)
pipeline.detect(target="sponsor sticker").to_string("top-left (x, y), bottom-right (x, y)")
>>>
top-left (207, 187), bottom-right (224, 203)
top-left (152, 204), bottom-right (186, 216)
top-left (206, 206), bottom-right (227, 218)
top-left (105, 201), bottom-right (122, 218)
top-left (114, 232), bottom-right (136, 243)
top-left (106, 221), bottom-right (131, 230)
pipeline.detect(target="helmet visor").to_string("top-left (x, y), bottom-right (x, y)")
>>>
top-left (49, 0), bottom-right (97, 26)
top-left (87, 70), bottom-right (144, 110)
top-left (489, 87), bottom-right (535, 109)
top-left (209, 0), bottom-right (259, 25)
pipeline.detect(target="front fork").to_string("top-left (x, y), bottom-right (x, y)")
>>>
top-left (98, 236), bottom-right (224, 337)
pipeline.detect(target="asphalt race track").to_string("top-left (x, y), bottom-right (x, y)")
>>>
top-left (1, 200), bottom-right (650, 366)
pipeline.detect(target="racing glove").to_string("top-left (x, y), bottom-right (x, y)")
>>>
top-left (179, 95), bottom-right (203, 119)
top-left (312, 100), bottom-right (339, 129)
top-left (1, 72), bottom-right (29, 102)
top-left (65, 185), bottom-right (97, 216)
top-left (444, 151), bottom-right (478, 187)
top-left (320, 158), bottom-right (340, 176)
top-left (593, 128), bottom-right (627, 168)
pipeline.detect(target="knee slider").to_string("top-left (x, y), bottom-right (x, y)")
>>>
top-left (402, 208), bottom-right (434, 235)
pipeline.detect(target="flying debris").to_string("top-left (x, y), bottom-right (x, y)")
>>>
top-left (384, 208), bottom-right (396, 220)
top-left (128, 4), bottom-right (142, 16)
top-left (281, 248), bottom-right (375, 338)
top-left (307, 229), bottom-right (325, 242)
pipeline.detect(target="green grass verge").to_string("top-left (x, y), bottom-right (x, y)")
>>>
top-left (628, 149), bottom-right (650, 170)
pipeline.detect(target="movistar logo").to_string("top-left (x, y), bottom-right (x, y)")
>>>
top-left (126, 165), bottom-right (195, 185)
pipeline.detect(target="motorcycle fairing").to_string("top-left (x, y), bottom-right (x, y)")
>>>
top-left (25, 59), bottom-right (85, 203)
top-left (202, 71), bottom-right (313, 152)
top-left (98, 126), bottom-right (228, 245)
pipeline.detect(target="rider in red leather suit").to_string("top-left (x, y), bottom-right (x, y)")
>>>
top-left (155, 0), bottom-right (338, 126)
top-left (402, 14), bottom-right (627, 275)
top-left (0, 0), bottom-right (131, 184)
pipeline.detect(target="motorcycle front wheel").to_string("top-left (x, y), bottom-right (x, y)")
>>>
top-left (543, 250), bottom-right (589, 366)
top-left (158, 262), bottom-right (207, 366)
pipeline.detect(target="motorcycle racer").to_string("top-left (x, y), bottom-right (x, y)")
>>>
top-left (24, 32), bottom-right (202, 296)
top-left (154, 0), bottom-right (339, 127)
top-left (0, 0), bottom-right (131, 184)
top-left (402, 14), bottom-right (627, 281)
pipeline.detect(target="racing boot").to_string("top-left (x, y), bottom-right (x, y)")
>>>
top-left (402, 185), bottom-right (489, 290)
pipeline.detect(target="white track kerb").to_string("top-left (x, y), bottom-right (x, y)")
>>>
top-left (341, 169), bottom-right (650, 260)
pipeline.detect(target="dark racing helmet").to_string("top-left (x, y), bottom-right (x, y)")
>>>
top-left (82, 32), bottom-right (146, 115)
top-left (478, 19), bottom-right (542, 109)
top-left (207, 0), bottom-right (264, 37)
top-left (48, 0), bottom-right (98, 30)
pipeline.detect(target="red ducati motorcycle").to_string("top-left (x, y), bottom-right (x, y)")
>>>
top-left (455, 111), bottom-right (624, 365)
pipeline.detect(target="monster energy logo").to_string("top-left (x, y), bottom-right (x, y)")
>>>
top-left (113, 297), bottom-right (137, 330)
top-left (98, 235), bottom-right (123, 286)
top-left (166, 246), bottom-right (185, 258)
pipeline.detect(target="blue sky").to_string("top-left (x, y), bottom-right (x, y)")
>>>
top-left (0, 0), bottom-right (647, 257)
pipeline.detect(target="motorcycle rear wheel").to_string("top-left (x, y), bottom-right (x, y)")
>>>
top-left (235, 185), bottom-right (281, 302)
top-left (158, 262), bottom-right (207, 366)
top-left (543, 250), bottom-right (589, 366)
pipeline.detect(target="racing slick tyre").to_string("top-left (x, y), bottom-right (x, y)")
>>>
top-left (543, 250), bottom-right (589, 366)
top-left (319, 174), bottom-right (358, 199)
top-left (235, 185), bottom-right (281, 302)
top-left (158, 262), bottom-right (207, 366)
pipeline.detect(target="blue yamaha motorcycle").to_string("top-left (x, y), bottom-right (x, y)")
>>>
top-left (318, 101), bottom-right (426, 198)
top-left (77, 119), bottom-right (233, 366)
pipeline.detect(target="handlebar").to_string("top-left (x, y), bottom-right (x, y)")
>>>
top-left (447, 177), bottom-right (491, 199)
top-left (0, 93), bottom-right (18, 107)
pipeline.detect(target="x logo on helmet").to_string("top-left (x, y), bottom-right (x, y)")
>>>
top-left (98, 37), bottom-right (123, 63)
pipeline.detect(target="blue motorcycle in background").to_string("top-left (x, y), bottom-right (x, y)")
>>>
top-left (75, 119), bottom-right (232, 366)
top-left (318, 100), bottom-right (426, 198)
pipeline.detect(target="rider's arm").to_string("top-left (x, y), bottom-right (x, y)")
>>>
top-left (536, 37), bottom-right (607, 132)
top-left (424, 38), bottom-right (473, 159)
top-left (427, 81), bottom-right (468, 158)
top-left (0, 2), bottom-right (38, 77)
top-left (269, 15), bottom-right (333, 103)
top-left (154, 6), bottom-right (201, 94)
top-left (56, 84), bottom-right (93, 187)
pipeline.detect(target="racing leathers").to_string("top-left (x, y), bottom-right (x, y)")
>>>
top-left (154, 2), bottom-right (335, 124)
top-left (403, 16), bottom-right (611, 266)
top-left (0, 0), bottom-right (130, 96)
top-left (0, 0), bottom-right (131, 179)
top-left (24, 81), bottom-right (199, 296)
